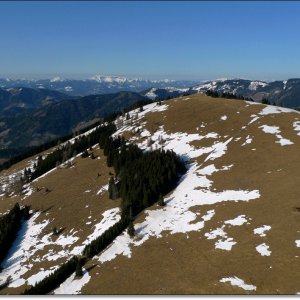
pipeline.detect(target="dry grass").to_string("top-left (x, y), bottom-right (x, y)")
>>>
top-left (81, 94), bottom-right (300, 294)
top-left (2, 93), bottom-right (300, 294)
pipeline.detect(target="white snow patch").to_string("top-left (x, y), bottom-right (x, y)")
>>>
top-left (220, 276), bottom-right (256, 291)
top-left (55, 234), bottom-right (79, 247)
top-left (259, 105), bottom-right (296, 115)
top-left (27, 267), bottom-right (58, 286)
top-left (53, 268), bottom-right (91, 294)
top-left (96, 184), bottom-right (108, 195)
top-left (215, 238), bottom-right (236, 251)
top-left (256, 243), bottom-right (271, 256)
top-left (248, 115), bottom-right (259, 125)
top-left (205, 227), bottom-right (227, 240)
top-left (259, 125), bottom-right (293, 146)
top-left (0, 213), bottom-right (51, 288)
top-left (71, 208), bottom-right (120, 255)
top-left (293, 121), bottom-right (300, 136)
top-left (242, 136), bottom-right (252, 146)
top-left (253, 225), bottom-right (271, 237)
top-left (97, 162), bottom-right (259, 262)
top-left (220, 115), bottom-right (227, 121)
top-left (225, 215), bottom-right (248, 226)
top-left (246, 101), bottom-right (261, 105)
top-left (145, 88), bottom-right (157, 100)
top-left (248, 81), bottom-right (268, 91)
top-left (260, 125), bottom-right (280, 134)
top-left (295, 240), bottom-right (300, 247)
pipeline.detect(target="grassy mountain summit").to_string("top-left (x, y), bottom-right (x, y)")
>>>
top-left (1, 93), bottom-right (300, 294)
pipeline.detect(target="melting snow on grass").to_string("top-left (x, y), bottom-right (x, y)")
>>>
top-left (0, 207), bottom-right (120, 290)
top-left (27, 267), bottom-right (58, 286)
top-left (220, 276), bottom-right (256, 291)
top-left (293, 121), bottom-right (300, 136)
top-left (96, 100), bottom-right (261, 261)
top-left (295, 240), bottom-right (300, 247)
top-left (205, 215), bottom-right (248, 251)
top-left (96, 184), bottom-right (108, 195)
top-left (253, 225), bottom-right (271, 237)
top-left (53, 268), bottom-right (91, 294)
top-left (71, 208), bottom-right (120, 255)
top-left (259, 125), bottom-right (293, 146)
top-left (225, 215), bottom-right (248, 226)
top-left (96, 162), bottom-right (259, 261)
top-left (259, 105), bottom-right (296, 116)
top-left (248, 115), bottom-right (260, 125)
top-left (256, 243), bottom-right (271, 256)
top-left (241, 136), bottom-right (252, 146)
top-left (220, 115), bottom-right (227, 121)
top-left (0, 212), bottom-right (51, 288)
top-left (215, 238), bottom-right (237, 251)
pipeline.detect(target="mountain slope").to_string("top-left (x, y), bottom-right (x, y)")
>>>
top-left (0, 91), bottom-right (148, 149)
top-left (191, 78), bottom-right (300, 108)
top-left (1, 94), bottom-right (300, 294)
top-left (0, 87), bottom-right (68, 115)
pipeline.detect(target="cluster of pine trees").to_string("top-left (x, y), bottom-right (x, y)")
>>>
top-left (117, 149), bottom-right (186, 218)
top-left (97, 128), bottom-right (186, 219)
top-left (22, 256), bottom-right (82, 295)
top-left (30, 124), bottom-right (116, 181)
top-left (0, 203), bottom-right (30, 266)
top-left (205, 90), bottom-right (253, 101)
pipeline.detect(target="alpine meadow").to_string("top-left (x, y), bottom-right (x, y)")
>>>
top-left (1, 1), bottom-right (300, 296)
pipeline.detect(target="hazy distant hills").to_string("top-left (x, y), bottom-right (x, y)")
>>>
top-left (0, 87), bottom-right (69, 115)
top-left (0, 91), bottom-right (147, 150)
top-left (0, 75), bottom-right (199, 97)
top-left (190, 78), bottom-right (300, 108)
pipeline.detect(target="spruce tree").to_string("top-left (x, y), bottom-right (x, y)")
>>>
top-left (127, 221), bottom-right (135, 237)
top-left (158, 194), bottom-right (165, 206)
top-left (75, 262), bottom-right (83, 277)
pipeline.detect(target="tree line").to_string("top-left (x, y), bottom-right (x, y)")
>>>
top-left (0, 120), bottom-right (103, 173)
top-left (0, 203), bottom-right (30, 267)
top-left (22, 256), bottom-right (83, 295)
top-left (205, 90), bottom-right (254, 101)
top-left (29, 124), bottom-right (116, 181)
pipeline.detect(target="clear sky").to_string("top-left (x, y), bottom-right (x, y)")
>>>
top-left (1, 1), bottom-right (300, 81)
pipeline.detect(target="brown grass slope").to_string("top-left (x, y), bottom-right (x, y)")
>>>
top-left (1, 93), bottom-right (300, 294)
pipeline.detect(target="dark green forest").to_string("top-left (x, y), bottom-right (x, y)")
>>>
top-left (0, 203), bottom-right (30, 267)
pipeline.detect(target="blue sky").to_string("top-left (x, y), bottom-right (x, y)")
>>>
top-left (1, 1), bottom-right (300, 81)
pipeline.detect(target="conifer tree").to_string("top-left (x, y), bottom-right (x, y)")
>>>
top-left (158, 193), bottom-right (165, 206)
top-left (108, 177), bottom-right (118, 200)
top-left (127, 221), bottom-right (135, 237)
top-left (75, 261), bottom-right (83, 277)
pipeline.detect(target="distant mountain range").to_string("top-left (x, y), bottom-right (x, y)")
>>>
top-left (0, 75), bottom-right (199, 97)
top-left (0, 87), bottom-right (69, 116)
top-left (2, 76), bottom-right (300, 158)
top-left (189, 78), bottom-right (300, 108)
top-left (0, 91), bottom-right (147, 151)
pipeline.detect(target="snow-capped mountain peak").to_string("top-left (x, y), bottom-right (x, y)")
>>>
top-left (50, 76), bottom-right (65, 83)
